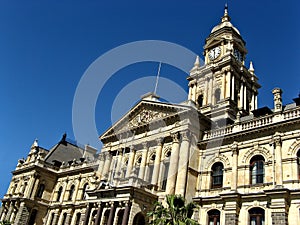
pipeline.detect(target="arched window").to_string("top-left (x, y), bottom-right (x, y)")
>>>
top-left (297, 150), bottom-right (300, 179)
top-left (250, 155), bottom-right (265, 185)
top-left (207, 209), bottom-right (220, 225)
top-left (211, 162), bottom-right (224, 189)
top-left (68, 185), bottom-right (75, 201)
top-left (75, 213), bottom-right (81, 225)
top-left (197, 94), bottom-right (204, 107)
top-left (82, 183), bottom-right (89, 200)
top-left (249, 207), bottom-right (265, 225)
top-left (36, 184), bottom-right (45, 198)
top-left (215, 88), bottom-right (221, 104)
top-left (133, 212), bottom-right (145, 225)
top-left (57, 186), bottom-right (63, 202)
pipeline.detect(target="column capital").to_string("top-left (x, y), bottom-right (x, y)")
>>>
top-left (180, 130), bottom-right (191, 141)
top-left (155, 137), bottom-right (164, 146)
top-left (171, 132), bottom-right (180, 143)
top-left (104, 151), bottom-right (112, 159)
top-left (98, 153), bottom-right (105, 161)
top-left (142, 142), bottom-right (149, 149)
top-left (230, 141), bottom-right (239, 154)
top-left (273, 132), bottom-right (282, 146)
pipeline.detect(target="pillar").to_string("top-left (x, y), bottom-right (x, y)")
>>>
top-left (231, 75), bottom-right (235, 101)
top-left (97, 153), bottom-right (105, 177)
top-left (192, 83), bottom-right (197, 102)
top-left (175, 130), bottom-right (191, 196)
top-left (52, 212), bottom-right (59, 225)
top-left (126, 148), bottom-right (136, 177)
top-left (205, 78), bottom-right (209, 105)
top-left (243, 84), bottom-right (247, 110)
top-left (121, 201), bottom-right (131, 225)
top-left (231, 142), bottom-right (238, 191)
top-left (102, 152), bottom-right (112, 180)
top-left (65, 213), bottom-right (72, 225)
top-left (115, 149), bottom-right (123, 178)
top-left (151, 138), bottom-right (164, 186)
top-left (83, 203), bottom-right (92, 225)
top-left (94, 203), bottom-right (103, 225)
top-left (166, 132), bottom-right (180, 195)
top-left (239, 82), bottom-right (244, 109)
top-left (107, 202), bottom-right (116, 225)
top-left (274, 133), bottom-right (283, 187)
top-left (139, 143), bottom-right (149, 180)
top-left (225, 70), bottom-right (231, 98)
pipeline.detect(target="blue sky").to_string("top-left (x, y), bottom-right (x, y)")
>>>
top-left (0, 0), bottom-right (299, 198)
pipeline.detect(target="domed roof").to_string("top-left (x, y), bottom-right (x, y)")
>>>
top-left (211, 5), bottom-right (240, 35)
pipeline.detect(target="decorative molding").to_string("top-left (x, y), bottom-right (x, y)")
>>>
top-left (242, 147), bottom-right (271, 164)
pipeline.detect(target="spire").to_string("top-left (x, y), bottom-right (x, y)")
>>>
top-left (222, 3), bottom-right (231, 22)
top-left (249, 61), bottom-right (255, 74)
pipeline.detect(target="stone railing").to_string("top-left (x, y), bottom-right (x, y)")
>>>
top-left (203, 107), bottom-right (300, 140)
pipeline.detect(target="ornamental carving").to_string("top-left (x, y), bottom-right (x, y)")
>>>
top-left (128, 109), bottom-right (170, 129)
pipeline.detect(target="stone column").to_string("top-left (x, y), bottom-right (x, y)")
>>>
top-left (115, 149), bottom-right (123, 178)
top-left (121, 201), bottom-right (131, 225)
top-left (139, 143), bottom-right (149, 180)
top-left (65, 213), bottom-right (72, 225)
top-left (205, 78), bottom-right (209, 105)
top-left (126, 148), bottom-right (136, 177)
top-left (175, 131), bottom-right (191, 196)
top-left (83, 203), bottom-right (92, 225)
top-left (52, 212), bottom-right (59, 225)
top-left (94, 203), bottom-right (103, 225)
top-left (151, 138), bottom-right (164, 186)
top-left (243, 84), bottom-right (247, 110)
top-left (231, 142), bottom-right (238, 191)
top-left (239, 83), bottom-right (244, 109)
top-left (231, 75), bottom-right (235, 101)
top-left (192, 83), bottom-right (197, 102)
top-left (188, 83), bottom-right (192, 100)
top-left (5, 203), bottom-right (12, 221)
top-left (209, 77), bottom-right (213, 104)
top-left (107, 202), bottom-right (116, 225)
top-left (166, 132), bottom-right (180, 195)
top-left (97, 153), bottom-right (105, 177)
top-left (274, 133), bottom-right (283, 187)
top-left (225, 70), bottom-right (231, 99)
top-left (102, 152), bottom-right (112, 180)
top-left (25, 174), bottom-right (35, 198)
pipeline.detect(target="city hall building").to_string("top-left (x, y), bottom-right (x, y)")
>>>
top-left (1, 7), bottom-right (300, 225)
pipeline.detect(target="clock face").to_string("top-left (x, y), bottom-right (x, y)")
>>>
top-left (234, 49), bottom-right (243, 61)
top-left (208, 46), bottom-right (221, 60)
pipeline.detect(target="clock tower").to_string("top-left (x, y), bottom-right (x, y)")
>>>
top-left (188, 5), bottom-right (261, 125)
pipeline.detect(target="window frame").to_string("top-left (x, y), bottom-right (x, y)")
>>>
top-left (211, 162), bottom-right (224, 189)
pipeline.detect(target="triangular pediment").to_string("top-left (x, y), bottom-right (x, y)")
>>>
top-left (100, 100), bottom-right (191, 142)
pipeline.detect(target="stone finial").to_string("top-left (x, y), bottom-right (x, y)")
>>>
top-left (31, 138), bottom-right (39, 148)
top-left (272, 88), bottom-right (283, 112)
top-left (249, 61), bottom-right (255, 74)
top-left (222, 3), bottom-right (231, 22)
